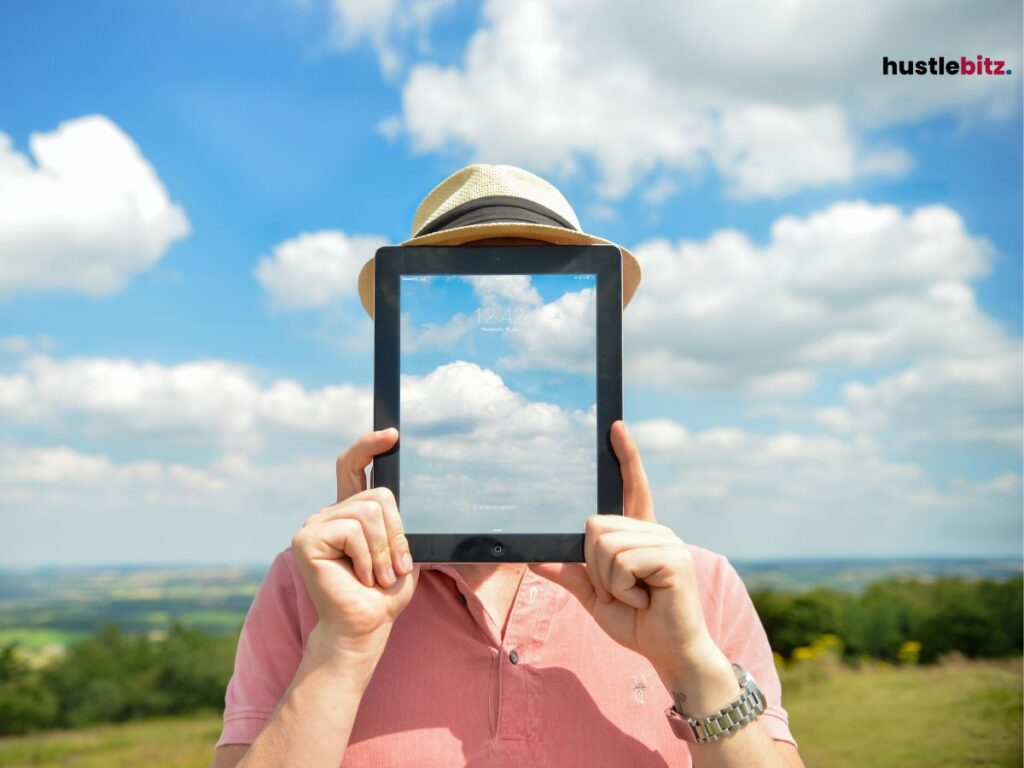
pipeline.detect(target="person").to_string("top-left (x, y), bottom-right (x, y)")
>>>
top-left (210, 165), bottom-right (805, 768)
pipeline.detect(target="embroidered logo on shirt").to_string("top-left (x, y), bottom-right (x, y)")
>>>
top-left (631, 673), bottom-right (647, 704)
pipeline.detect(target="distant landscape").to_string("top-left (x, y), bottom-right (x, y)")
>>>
top-left (0, 557), bottom-right (1020, 650)
top-left (0, 557), bottom-right (1020, 766)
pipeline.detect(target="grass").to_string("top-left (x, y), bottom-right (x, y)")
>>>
top-left (0, 659), bottom-right (1019, 767)
top-left (0, 630), bottom-right (81, 649)
top-left (783, 657), bottom-right (1023, 767)
top-left (0, 714), bottom-right (222, 768)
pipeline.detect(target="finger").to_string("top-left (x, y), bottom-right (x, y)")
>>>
top-left (610, 421), bottom-right (655, 522)
top-left (608, 547), bottom-right (674, 610)
top-left (585, 512), bottom-right (671, 537)
top-left (593, 530), bottom-right (665, 607)
top-left (528, 563), bottom-right (597, 612)
top-left (336, 429), bottom-right (399, 502)
top-left (356, 487), bottom-right (412, 578)
top-left (294, 518), bottom-right (374, 588)
top-left (325, 495), bottom-right (394, 587)
top-left (584, 516), bottom-right (613, 602)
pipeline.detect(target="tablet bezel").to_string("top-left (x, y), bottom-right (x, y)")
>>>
top-left (373, 244), bottom-right (623, 563)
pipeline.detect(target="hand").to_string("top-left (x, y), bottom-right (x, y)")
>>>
top-left (291, 428), bottom-right (420, 658)
top-left (530, 421), bottom-right (726, 685)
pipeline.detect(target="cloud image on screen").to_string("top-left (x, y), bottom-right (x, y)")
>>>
top-left (400, 274), bottom-right (597, 533)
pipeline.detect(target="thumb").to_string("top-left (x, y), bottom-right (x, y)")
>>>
top-left (529, 563), bottom-right (597, 612)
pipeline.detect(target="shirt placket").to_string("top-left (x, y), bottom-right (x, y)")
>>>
top-left (431, 565), bottom-right (567, 753)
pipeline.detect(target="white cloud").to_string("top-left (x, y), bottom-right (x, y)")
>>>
top-left (0, 115), bottom-right (190, 296)
top-left (255, 230), bottom-right (388, 310)
top-left (327, 0), bottom-right (456, 77)
top-left (0, 444), bottom-right (334, 564)
top-left (499, 286), bottom-right (596, 373)
top-left (819, 348), bottom-right (1023, 450)
top-left (631, 418), bottom-right (1022, 558)
top-left (385, 0), bottom-right (1019, 198)
top-left (400, 311), bottom-right (476, 353)
top-left (711, 103), bottom-right (911, 199)
top-left (399, 361), bottom-right (596, 529)
top-left (0, 354), bottom-right (372, 452)
top-left (625, 200), bottom-right (999, 395)
top-left (400, 360), bottom-right (571, 440)
top-left (466, 274), bottom-right (542, 307)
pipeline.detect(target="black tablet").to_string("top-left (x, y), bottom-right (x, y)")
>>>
top-left (373, 245), bottom-right (622, 563)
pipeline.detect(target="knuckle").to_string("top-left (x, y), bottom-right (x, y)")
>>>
top-left (352, 500), bottom-right (381, 523)
top-left (368, 486), bottom-right (396, 507)
top-left (390, 531), bottom-right (409, 548)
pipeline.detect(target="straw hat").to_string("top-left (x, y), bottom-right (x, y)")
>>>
top-left (357, 163), bottom-right (641, 317)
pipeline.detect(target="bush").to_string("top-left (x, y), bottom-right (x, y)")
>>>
top-left (0, 644), bottom-right (59, 734)
top-left (752, 575), bottom-right (1022, 665)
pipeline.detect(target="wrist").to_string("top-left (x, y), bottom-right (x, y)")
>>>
top-left (303, 622), bottom-right (390, 681)
top-left (655, 636), bottom-right (740, 718)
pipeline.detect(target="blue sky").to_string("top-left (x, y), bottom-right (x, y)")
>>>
top-left (0, 0), bottom-right (1020, 564)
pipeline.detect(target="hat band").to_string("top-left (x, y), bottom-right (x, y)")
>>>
top-left (413, 195), bottom-right (578, 238)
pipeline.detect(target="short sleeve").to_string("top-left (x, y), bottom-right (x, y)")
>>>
top-left (707, 553), bottom-right (797, 748)
top-left (216, 550), bottom-right (306, 747)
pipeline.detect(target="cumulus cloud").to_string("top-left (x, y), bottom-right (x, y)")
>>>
top-left (255, 230), bottom-right (388, 310)
top-left (0, 115), bottom-right (190, 296)
top-left (625, 200), bottom-right (999, 395)
top-left (401, 360), bottom-right (571, 440)
top-left (400, 311), bottom-right (476, 353)
top-left (499, 286), bottom-right (596, 373)
top-left (466, 274), bottom-right (543, 307)
top-left (399, 361), bottom-right (596, 530)
top-left (384, 0), bottom-right (1018, 198)
top-left (327, 0), bottom-right (456, 77)
top-left (0, 444), bottom-right (334, 564)
top-left (0, 353), bottom-right (372, 452)
top-left (818, 348), bottom-right (1023, 450)
top-left (630, 418), bottom-right (1022, 558)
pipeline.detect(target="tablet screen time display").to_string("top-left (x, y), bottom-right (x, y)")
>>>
top-left (399, 274), bottom-right (597, 534)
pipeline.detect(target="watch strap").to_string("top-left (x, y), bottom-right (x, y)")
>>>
top-left (664, 663), bottom-right (767, 743)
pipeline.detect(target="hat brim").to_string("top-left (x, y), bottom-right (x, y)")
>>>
top-left (357, 220), bottom-right (641, 318)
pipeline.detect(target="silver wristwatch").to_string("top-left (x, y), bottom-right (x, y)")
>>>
top-left (664, 663), bottom-right (767, 743)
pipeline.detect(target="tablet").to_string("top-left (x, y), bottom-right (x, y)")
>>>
top-left (373, 245), bottom-right (622, 563)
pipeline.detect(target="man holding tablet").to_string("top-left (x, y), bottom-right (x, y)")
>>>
top-left (211, 165), bottom-right (804, 768)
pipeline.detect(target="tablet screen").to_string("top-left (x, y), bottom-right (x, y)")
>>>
top-left (399, 274), bottom-right (597, 534)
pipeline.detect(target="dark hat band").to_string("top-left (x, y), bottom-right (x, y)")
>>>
top-left (413, 195), bottom-right (578, 238)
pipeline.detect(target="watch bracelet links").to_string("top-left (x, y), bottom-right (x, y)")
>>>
top-left (681, 683), bottom-right (764, 742)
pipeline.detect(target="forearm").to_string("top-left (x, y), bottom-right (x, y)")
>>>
top-left (656, 640), bottom-right (789, 768)
top-left (238, 625), bottom-right (384, 768)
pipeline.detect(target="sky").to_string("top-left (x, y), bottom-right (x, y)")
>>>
top-left (0, 0), bottom-right (1020, 565)
top-left (399, 274), bottom-right (597, 533)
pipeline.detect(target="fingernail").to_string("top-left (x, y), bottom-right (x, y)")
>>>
top-left (387, 566), bottom-right (396, 583)
top-left (401, 552), bottom-right (413, 572)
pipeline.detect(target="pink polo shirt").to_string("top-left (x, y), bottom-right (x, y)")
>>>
top-left (217, 545), bottom-right (796, 766)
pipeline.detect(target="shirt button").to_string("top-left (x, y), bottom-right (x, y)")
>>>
top-left (509, 649), bottom-right (519, 665)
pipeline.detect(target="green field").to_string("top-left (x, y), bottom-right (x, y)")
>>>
top-left (785, 658), bottom-right (1023, 768)
top-left (0, 659), bottom-right (1019, 767)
